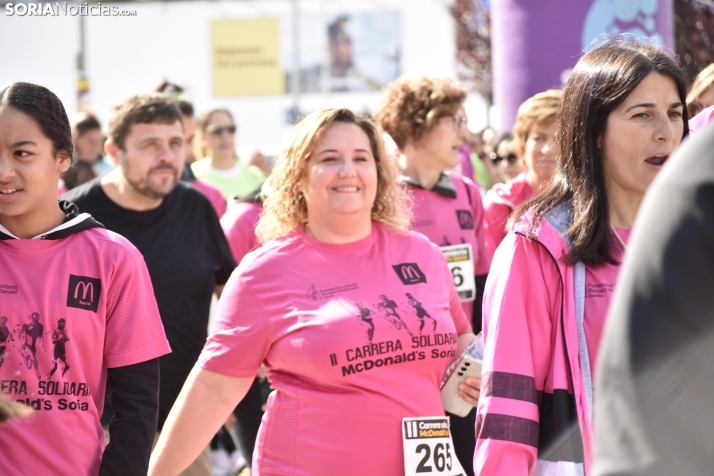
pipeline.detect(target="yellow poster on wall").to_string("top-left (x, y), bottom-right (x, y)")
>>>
top-left (212, 18), bottom-right (284, 96)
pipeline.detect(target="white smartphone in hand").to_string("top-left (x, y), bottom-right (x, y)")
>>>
top-left (440, 354), bottom-right (483, 417)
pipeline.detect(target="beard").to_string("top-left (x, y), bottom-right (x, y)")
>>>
top-left (120, 159), bottom-right (180, 200)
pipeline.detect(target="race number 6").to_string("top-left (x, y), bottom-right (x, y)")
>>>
top-left (440, 244), bottom-right (476, 303)
top-left (450, 266), bottom-right (463, 288)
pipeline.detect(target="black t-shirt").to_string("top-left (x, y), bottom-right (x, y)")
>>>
top-left (63, 179), bottom-right (236, 429)
top-left (593, 123), bottom-right (714, 475)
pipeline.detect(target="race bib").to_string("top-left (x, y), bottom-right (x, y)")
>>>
top-left (440, 244), bottom-right (475, 302)
top-left (402, 416), bottom-right (466, 476)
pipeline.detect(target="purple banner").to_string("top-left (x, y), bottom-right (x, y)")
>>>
top-left (492, 0), bottom-right (674, 133)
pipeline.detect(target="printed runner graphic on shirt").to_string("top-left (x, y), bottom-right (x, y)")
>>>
top-left (0, 315), bottom-right (13, 369)
top-left (356, 303), bottom-right (376, 341)
top-left (352, 296), bottom-right (418, 342)
top-left (406, 293), bottom-right (437, 333)
top-left (48, 319), bottom-right (70, 378)
top-left (376, 295), bottom-right (413, 337)
top-left (2, 311), bottom-right (91, 413)
top-left (18, 312), bottom-right (46, 381)
top-left (303, 268), bottom-right (458, 380)
top-left (328, 295), bottom-right (457, 377)
top-left (341, 293), bottom-right (433, 343)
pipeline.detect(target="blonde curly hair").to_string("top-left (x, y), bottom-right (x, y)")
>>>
top-left (687, 63), bottom-right (714, 118)
top-left (256, 108), bottom-right (412, 243)
top-left (374, 77), bottom-right (467, 149)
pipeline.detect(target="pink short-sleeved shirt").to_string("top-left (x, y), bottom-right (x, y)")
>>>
top-left (406, 172), bottom-right (489, 321)
top-left (0, 228), bottom-right (170, 476)
top-left (483, 173), bottom-right (534, 264)
top-left (220, 200), bottom-right (262, 264)
top-left (584, 228), bottom-right (630, 380)
top-left (690, 105), bottom-right (714, 134)
top-left (193, 179), bottom-right (227, 218)
top-left (199, 222), bottom-right (469, 476)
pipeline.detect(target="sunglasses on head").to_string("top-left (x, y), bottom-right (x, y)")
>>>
top-left (207, 125), bottom-right (237, 136)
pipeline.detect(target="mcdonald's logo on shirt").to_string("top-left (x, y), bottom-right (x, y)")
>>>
top-left (392, 263), bottom-right (427, 285)
top-left (66, 274), bottom-right (102, 313)
top-left (456, 210), bottom-right (474, 230)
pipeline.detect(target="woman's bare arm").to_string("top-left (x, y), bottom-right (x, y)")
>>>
top-left (148, 366), bottom-right (253, 476)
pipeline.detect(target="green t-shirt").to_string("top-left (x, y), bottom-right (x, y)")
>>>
top-left (191, 158), bottom-right (266, 199)
top-left (471, 152), bottom-right (491, 190)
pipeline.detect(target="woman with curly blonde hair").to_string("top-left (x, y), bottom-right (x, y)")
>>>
top-left (150, 108), bottom-right (480, 476)
top-left (257, 107), bottom-right (411, 241)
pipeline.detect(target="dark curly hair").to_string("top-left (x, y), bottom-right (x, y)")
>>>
top-left (375, 77), bottom-right (467, 149)
top-left (0, 82), bottom-right (74, 162)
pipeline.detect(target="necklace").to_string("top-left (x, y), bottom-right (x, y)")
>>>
top-left (610, 226), bottom-right (628, 252)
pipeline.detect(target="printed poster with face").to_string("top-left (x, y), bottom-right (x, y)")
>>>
top-left (282, 11), bottom-right (401, 94)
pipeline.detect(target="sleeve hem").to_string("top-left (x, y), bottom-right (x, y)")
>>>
top-left (199, 360), bottom-right (260, 379)
top-left (105, 344), bottom-right (171, 369)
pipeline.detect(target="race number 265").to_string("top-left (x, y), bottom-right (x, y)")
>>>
top-left (415, 442), bottom-right (453, 472)
top-left (402, 417), bottom-right (466, 476)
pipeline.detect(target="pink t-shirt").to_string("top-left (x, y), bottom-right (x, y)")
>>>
top-left (457, 143), bottom-right (475, 182)
top-left (0, 228), bottom-right (171, 476)
top-left (199, 222), bottom-right (469, 476)
top-left (584, 228), bottom-right (630, 381)
top-left (407, 172), bottom-right (489, 321)
top-left (193, 179), bottom-right (227, 218)
top-left (690, 105), bottom-right (714, 135)
top-left (220, 200), bottom-right (262, 264)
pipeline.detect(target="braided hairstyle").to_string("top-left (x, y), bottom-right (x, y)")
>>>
top-left (0, 82), bottom-right (74, 162)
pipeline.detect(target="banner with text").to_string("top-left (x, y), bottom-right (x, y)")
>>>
top-left (212, 17), bottom-right (284, 96)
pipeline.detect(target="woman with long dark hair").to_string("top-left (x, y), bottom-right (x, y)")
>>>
top-left (474, 41), bottom-right (688, 476)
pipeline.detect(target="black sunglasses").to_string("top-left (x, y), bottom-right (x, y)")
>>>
top-left (207, 125), bottom-right (237, 136)
top-left (490, 152), bottom-right (518, 164)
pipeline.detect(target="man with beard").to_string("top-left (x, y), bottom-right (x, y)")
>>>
top-left (153, 82), bottom-right (226, 218)
top-left (63, 93), bottom-right (236, 476)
